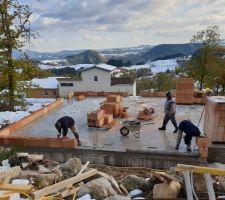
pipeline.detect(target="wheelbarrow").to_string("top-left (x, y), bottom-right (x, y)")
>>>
top-left (120, 120), bottom-right (154, 138)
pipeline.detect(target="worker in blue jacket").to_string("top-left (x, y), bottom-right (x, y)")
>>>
top-left (55, 116), bottom-right (82, 146)
top-left (175, 120), bottom-right (201, 152)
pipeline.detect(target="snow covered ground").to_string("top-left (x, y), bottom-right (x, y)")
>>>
top-left (0, 98), bottom-right (55, 127)
top-left (125, 59), bottom-right (179, 74)
top-left (39, 59), bottom-right (179, 74)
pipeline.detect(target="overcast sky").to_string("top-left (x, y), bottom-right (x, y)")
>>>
top-left (19, 0), bottom-right (225, 52)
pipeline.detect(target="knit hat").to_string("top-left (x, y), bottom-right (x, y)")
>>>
top-left (166, 91), bottom-right (172, 97)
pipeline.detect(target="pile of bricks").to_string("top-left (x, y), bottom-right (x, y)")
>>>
top-left (74, 91), bottom-right (128, 97)
top-left (203, 96), bottom-right (225, 143)
top-left (140, 91), bottom-right (176, 97)
top-left (176, 78), bottom-right (194, 104)
top-left (193, 90), bottom-right (207, 105)
top-left (76, 95), bottom-right (85, 101)
top-left (87, 109), bottom-right (114, 128)
top-left (100, 95), bottom-right (124, 117)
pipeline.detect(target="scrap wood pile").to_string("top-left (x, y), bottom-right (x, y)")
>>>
top-left (138, 106), bottom-right (154, 120)
top-left (1, 151), bottom-right (225, 199)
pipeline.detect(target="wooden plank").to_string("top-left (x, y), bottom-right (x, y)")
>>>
top-left (28, 154), bottom-right (44, 162)
top-left (110, 176), bottom-right (123, 195)
top-left (203, 173), bottom-right (216, 200)
top-left (176, 164), bottom-right (225, 176)
top-left (32, 169), bottom-right (97, 200)
top-left (0, 194), bottom-right (10, 200)
top-left (155, 172), bottom-right (181, 183)
top-left (0, 183), bottom-right (33, 193)
top-left (182, 171), bottom-right (194, 200)
top-left (77, 161), bottom-right (90, 175)
top-left (119, 184), bottom-right (129, 196)
top-left (152, 172), bottom-right (168, 183)
top-left (96, 171), bottom-right (122, 195)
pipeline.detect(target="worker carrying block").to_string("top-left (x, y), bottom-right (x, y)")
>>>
top-left (55, 116), bottom-right (82, 146)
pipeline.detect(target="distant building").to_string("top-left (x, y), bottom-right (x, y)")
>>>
top-left (57, 64), bottom-right (136, 97)
top-left (26, 77), bottom-right (60, 98)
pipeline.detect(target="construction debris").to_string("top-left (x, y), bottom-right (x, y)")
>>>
top-left (0, 149), bottom-right (225, 199)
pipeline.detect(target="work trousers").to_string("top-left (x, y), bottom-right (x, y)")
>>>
top-left (162, 113), bottom-right (178, 129)
top-left (176, 129), bottom-right (191, 149)
top-left (69, 125), bottom-right (79, 139)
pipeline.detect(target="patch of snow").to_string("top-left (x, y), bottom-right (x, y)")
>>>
top-left (41, 59), bottom-right (67, 64)
top-left (0, 98), bottom-right (55, 126)
top-left (38, 63), bottom-right (94, 70)
top-left (95, 64), bottom-right (117, 71)
top-left (30, 77), bottom-right (63, 89)
top-left (124, 59), bottom-right (178, 74)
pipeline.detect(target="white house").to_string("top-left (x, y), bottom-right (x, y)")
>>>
top-left (57, 64), bottom-right (136, 97)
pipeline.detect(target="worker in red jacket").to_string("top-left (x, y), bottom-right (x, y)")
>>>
top-left (55, 116), bottom-right (82, 146)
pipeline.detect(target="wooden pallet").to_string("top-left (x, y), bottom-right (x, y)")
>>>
top-left (88, 120), bottom-right (116, 130)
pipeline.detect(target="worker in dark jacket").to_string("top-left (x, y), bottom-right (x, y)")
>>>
top-left (55, 116), bottom-right (81, 146)
top-left (175, 120), bottom-right (201, 152)
top-left (159, 91), bottom-right (178, 133)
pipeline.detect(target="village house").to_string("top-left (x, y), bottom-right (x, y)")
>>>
top-left (26, 77), bottom-right (60, 98)
top-left (57, 64), bottom-right (136, 97)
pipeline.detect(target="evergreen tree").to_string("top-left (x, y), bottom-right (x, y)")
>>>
top-left (0, 0), bottom-right (35, 111)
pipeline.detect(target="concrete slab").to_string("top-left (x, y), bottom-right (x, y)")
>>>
top-left (10, 96), bottom-right (205, 154)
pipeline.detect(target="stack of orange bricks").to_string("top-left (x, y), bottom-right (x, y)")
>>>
top-left (203, 96), bottom-right (225, 143)
top-left (76, 95), bottom-right (85, 101)
top-left (87, 109), bottom-right (105, 128)
top-left (100, 95), bottom-right (124, 117)
top-left (176, 78), bottom-right (194, 104)
top-left (87, 109), bottom-right (114, 128)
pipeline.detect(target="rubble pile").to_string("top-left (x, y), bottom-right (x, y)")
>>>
top-left (0, 150), bottom-right (225, 199)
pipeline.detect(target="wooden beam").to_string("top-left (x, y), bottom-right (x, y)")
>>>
top-left (0, 183), bottom-right (33, 194)
top-left (96, 171), bottom-right (123, 195)
top-left (32, 169), bottom-right (97, 200)
top-left (77, 161), bottom-right (90, 175)
top-left (203, 173), bottom-right (216, 200)
top-left (182, 171), bottom-right (194, 200)
top-left (176, 164), bottom-right (225, 176)
top-left (154, 172), bottom-right (181, 183)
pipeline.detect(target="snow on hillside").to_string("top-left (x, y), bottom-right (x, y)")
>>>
top-left (39, 63), bottom-right (94, 70)
top-left (125, 59), bottom-right (179, 74)
top-left (0, 98), bottom-right (55, 127)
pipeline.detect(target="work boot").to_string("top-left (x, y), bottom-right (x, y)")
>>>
top-left (77, 139), bottom-right (82, 146)
top-left (158, 127), bottom-right (166, 131)
top-left (173, 127), bottom-right (178, 133)
top-left (187, 145), bottom-right (191, 152)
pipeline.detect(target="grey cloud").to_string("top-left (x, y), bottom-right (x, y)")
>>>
top-left (23, 0), bottom-right (225, 34)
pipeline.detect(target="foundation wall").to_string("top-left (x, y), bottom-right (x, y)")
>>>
top-left (22, 147), bottom-right (206, 169)
top-left (0, 98), bottom-right (64, 136)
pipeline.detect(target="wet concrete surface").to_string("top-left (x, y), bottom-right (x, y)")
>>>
top-left (10, 97), bottom-right (205, 154)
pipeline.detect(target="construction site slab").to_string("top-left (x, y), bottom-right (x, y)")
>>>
top-left (8, 97), bottom-right (205, 153)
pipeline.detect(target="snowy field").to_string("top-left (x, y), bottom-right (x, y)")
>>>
top-left (0, 98), bottom-right (55, 127)
top-left (39, 59), bottom-right (178, 74)
top-left (125, 59), bottom-right (178, 74)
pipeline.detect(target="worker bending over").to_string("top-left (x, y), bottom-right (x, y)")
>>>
top-left (175, 120), bottom-right (201, 152)
top-left (55, 116), bottom-right (82, 146)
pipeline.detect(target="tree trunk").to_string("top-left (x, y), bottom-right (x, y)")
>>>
top-left (7, 49), bottom-right (15, 111)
